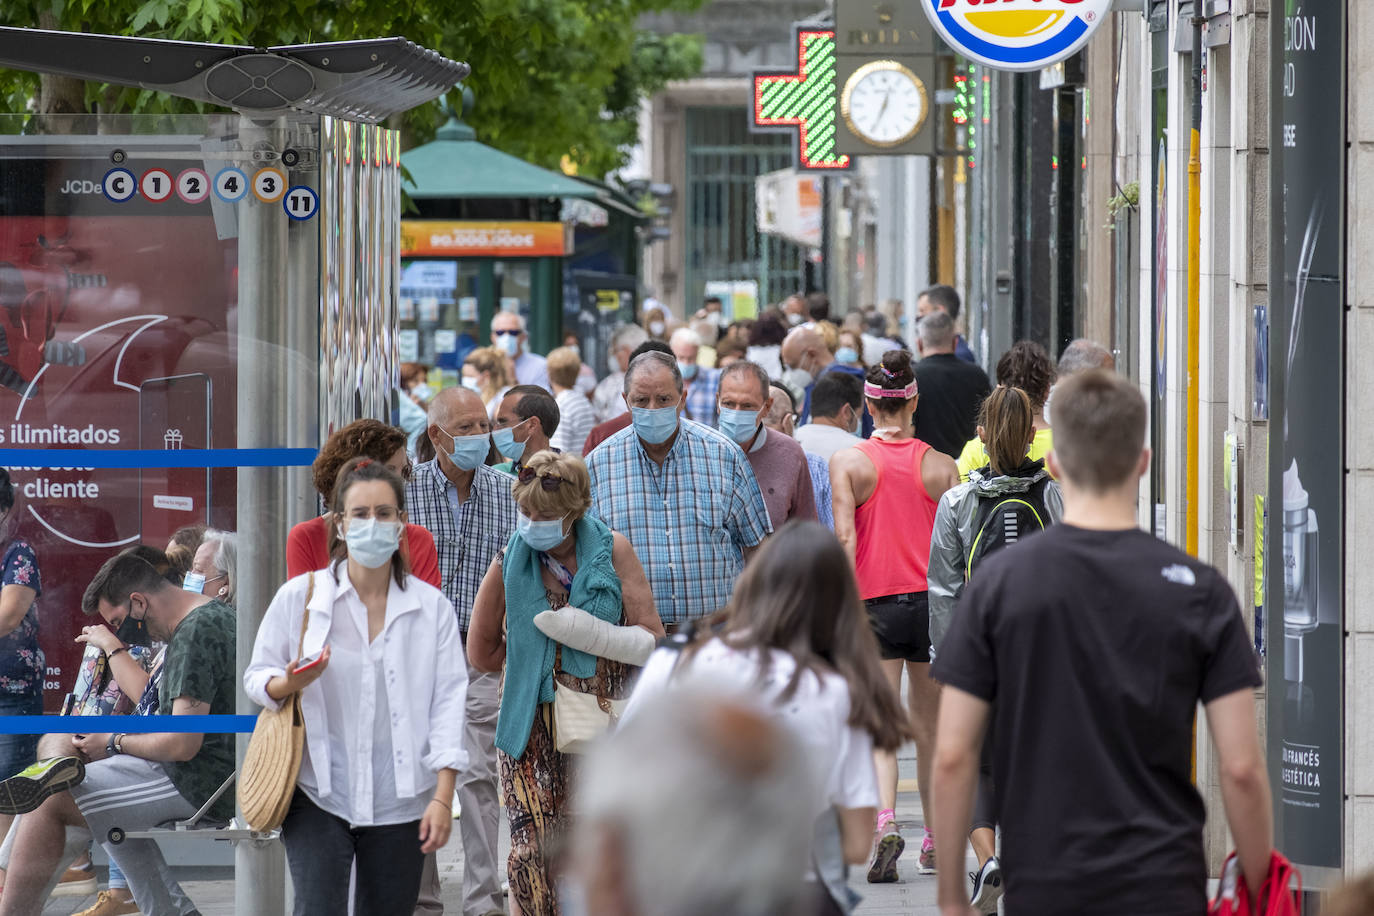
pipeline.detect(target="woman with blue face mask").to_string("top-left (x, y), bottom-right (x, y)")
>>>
top-left (468, 450), bottom-right (663, 916)
top-left (245, 457), bottom-right (468, 916)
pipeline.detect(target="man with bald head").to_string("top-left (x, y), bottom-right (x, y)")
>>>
top-left (406, 385), bottom-right (516, 916)
top-left (1058, 338), bottom-right (1116, 375)
top-left (781, 325), bottom-right (870, 433)
top-left (588, 351), bottom-right (771, 629)
top-left (491, 310), bottom-right (550, 390)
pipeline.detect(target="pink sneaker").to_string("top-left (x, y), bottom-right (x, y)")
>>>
top-left (918, 828), bottom-right (936, 874)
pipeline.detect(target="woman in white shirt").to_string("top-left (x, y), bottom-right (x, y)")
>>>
top-left (625, 520), bottom-right (912, 915)
top-left (245, 457), bottom-right (468, 916)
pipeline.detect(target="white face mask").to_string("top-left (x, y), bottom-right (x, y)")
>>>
top-left (649, 320), bottom-right (666, 336)
top-left (607, 354), bottom-right (621, 374)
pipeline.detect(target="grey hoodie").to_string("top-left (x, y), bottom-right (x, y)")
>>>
top-left (927, 461), bottom-right (1063, 657)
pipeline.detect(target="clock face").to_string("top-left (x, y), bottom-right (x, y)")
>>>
top-left (841, 62), bottom-right (929, 148)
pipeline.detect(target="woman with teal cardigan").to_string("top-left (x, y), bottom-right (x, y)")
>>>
top-left (469, 450), bottom-right (663, 916)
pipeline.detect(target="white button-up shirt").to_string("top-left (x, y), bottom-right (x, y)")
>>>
top-left (245, 566), bottom-right (469, 826)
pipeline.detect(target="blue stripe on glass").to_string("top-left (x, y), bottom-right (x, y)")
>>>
top-left (0, 448), bottom-right (317, 469)
top-left (0, 715), bottom-right (259, 734)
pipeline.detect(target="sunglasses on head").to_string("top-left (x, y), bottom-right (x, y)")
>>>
top-left (518, 467), bottom-right (567, 491)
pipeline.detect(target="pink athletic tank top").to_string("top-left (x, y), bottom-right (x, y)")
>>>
top-left (853, 437), bottom-right (939, 600)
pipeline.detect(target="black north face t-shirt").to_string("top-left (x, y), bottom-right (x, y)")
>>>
top-left (932, 524), bottom-right (1262, 915)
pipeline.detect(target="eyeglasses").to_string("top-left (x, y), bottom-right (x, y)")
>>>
top-left (493, 329), bottom-right (521, 337)
top-left (518, 467), bottom-right (567, 491)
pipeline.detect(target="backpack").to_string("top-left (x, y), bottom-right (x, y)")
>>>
top-left (965, 473), bottom-right (1053, 579)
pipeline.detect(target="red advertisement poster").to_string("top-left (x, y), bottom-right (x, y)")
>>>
top-left (0, 149), bottom-right (240, 709)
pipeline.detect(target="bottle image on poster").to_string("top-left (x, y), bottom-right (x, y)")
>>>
top-left (1270, 0), bottom-right (1344, 875)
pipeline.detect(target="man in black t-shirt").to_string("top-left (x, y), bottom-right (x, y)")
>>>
top-left (930, 370), bottom-right (1272, 916)
top-left (912, 311), bottom-right (990, 458)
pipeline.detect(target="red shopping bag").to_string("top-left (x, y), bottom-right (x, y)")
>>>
top-left (1208, 850), bottom-right (1301, 916)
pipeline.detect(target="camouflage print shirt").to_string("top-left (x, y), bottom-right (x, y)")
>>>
top-left (158, 599), bottom-right (236, 823)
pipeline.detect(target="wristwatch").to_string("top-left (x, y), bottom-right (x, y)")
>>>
top-left (107, 733), bottom-right (125, 756)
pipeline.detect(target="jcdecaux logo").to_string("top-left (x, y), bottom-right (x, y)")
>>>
top-left (923, 0), bottom-right (1112, 72)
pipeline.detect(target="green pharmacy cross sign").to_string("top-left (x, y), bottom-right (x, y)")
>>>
top-left (752, 28), bottom-right (851, 171)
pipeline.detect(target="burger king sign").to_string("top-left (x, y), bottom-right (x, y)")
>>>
top-left (922, 0), bottom-right (1113, 72)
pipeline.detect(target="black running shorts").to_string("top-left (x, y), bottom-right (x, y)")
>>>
top-left (864, 591), bottom-right (932, 663)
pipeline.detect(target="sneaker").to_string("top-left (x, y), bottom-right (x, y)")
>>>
top-left (72, 890), bottom-right (141, 916)
top-left (0, 757), bottom-right (85, 815)
top-left (49, 864), bottom-right (97, 897)
top-left (866, 821), bottom-right (905, 883)
top-left (969, 856), bottom-right (1004, 913)
top-left (918, 828), bottom-right (936, 874)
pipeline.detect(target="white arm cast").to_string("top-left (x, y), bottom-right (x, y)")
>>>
top-left (533, 605), bottom-right (656, 666)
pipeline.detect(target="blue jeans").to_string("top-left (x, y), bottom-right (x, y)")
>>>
top-left (0, 691), bottom-right (42, 779)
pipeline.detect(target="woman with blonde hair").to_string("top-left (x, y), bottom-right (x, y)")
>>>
top-left (463, 345), bottom-right (515, 419)
top-left (469, 450), bottom-right (662, 915)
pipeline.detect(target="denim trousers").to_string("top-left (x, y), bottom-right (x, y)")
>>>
top-left (0, 691), bottom-right (42, 778)
top-left (280, 790), bottom-right (425, 916)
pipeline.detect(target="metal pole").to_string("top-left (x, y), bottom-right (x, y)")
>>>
top-left (234, 114), bottom-right (293, 916)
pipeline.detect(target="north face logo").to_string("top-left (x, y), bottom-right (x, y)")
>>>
top-left (1161, 564), bottom-right (1196, 586)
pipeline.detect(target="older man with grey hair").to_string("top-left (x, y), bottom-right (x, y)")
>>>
top-left (587, 351), bottom-right (771, 629)
top-left (574, 691), bottom-right (817, 916)
top-left (913, 311), bottom-right (991, 458)
top-left (716, 361), bottom-right (817, 527)
top-left (1057, 338), bottom-right (1116, 376)
top-left (491, 310), bottom-right (549, 390)
top-left (406, 386), bottom-right (516, 916)
top-left (593, 322), bottom-right (650, 421)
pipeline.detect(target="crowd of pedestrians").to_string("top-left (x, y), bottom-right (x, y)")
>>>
top-left (0, 288), bottom-right (1290, 916)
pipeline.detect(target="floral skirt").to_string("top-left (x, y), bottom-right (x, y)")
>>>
top-left (497, 658), bottom-right (627, 916)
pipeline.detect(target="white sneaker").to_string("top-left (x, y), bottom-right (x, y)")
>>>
top-left (969, 856), bottom-right (1003, 913)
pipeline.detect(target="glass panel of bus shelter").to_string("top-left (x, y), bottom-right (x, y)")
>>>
top-left (0, 112), bottom-right (325, 730)
top-left (398, 257), bottom-right (482, 390)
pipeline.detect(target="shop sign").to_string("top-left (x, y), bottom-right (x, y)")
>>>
top-left (400, 221), bottom-right (568, 257)
top-left (921, 0), bottom-right (1112, 72)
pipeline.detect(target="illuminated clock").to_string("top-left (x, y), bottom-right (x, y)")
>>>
top-left (840, 60), bottom-right (929, 148)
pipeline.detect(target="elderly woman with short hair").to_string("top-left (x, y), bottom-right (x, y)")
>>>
top-left (469, 450), bottom-right (663, 916)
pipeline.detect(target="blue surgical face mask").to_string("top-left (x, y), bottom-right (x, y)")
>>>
top-left (343, 517), bottom-right (402, 569)
top-left (495, 332), bottom-right (520, 356)
top-left (443, 428), bottom-right (491, 471)
top-left (411, 382), bottom-right (435, 402)
top-left (517, 512), bottom-right (570, 552)
top-left (718, 407), bottom-right (761, 444)
top-left (835, 346), bottom-right (859, 365)
top-left (181, 572), bottom-right (207, 594)
top-left (492, 423), bottom-right (527, 462)
top-left (630, 406), bottom-right (679, 445)
top-left (677, 360), bottom-right (698, 381)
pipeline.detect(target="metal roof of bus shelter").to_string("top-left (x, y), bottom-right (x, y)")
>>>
top-left (0, 27), bottom-right (468, 123)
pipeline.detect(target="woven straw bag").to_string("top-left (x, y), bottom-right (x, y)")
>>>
top-left (239, 572), bottom-right (313, 831)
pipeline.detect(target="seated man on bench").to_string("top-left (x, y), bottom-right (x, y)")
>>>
top-left (0, 552), bottom-right (235, 916)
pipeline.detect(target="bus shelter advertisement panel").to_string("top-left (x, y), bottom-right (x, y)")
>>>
top-left (0, 147), bottom-right (239, 711)
top-left (1268, 0), bottom-right (1343, 877)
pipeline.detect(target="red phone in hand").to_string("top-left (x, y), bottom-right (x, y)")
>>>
top-left (295, 648), bottom-right (326, 674)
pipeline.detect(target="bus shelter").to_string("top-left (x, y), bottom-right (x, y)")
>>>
top-left (0, 26), bottom-right (466, 914)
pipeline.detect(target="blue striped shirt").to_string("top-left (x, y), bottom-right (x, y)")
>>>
top-left (588, 419), bottom-right (771, 623)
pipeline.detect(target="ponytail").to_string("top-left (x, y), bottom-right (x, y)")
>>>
top-left (980, 387), bottom-right (1034, 475)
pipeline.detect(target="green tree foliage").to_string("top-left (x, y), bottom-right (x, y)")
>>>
top-left (0, 0), bottom-right (703, 176)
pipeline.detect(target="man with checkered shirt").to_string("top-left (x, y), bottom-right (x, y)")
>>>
top-left (587, 351), bottom-right (772, 632)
